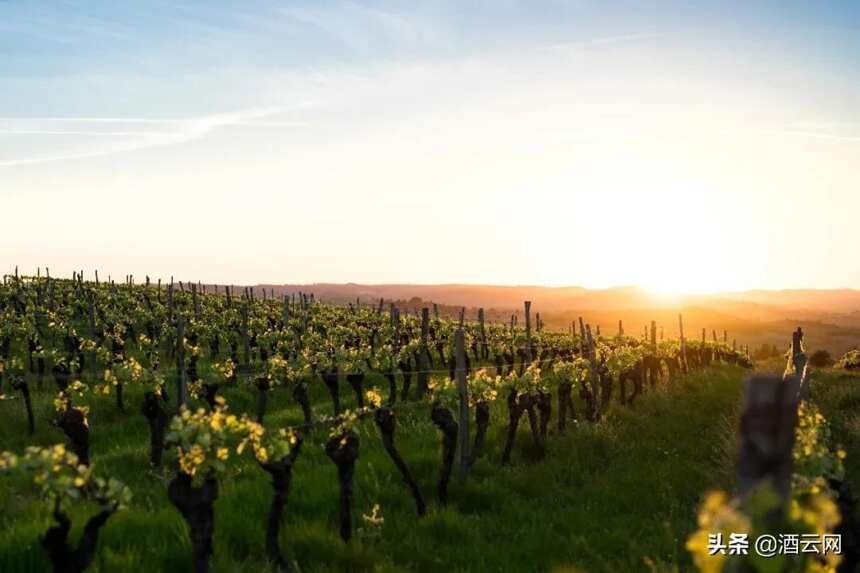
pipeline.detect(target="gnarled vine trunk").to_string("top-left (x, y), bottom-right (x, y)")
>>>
top-left (346, 373), bottom-right (365, 408)
top-left (255, 376), bottom-right (270, 424)
top-left (501, 390), bottom-right (525, 464)
top-left (468, 401), bottom-right (491, 467)
top-left (322, 370), bottom-right (340, 415)
top-left (557, 382), bottom-right (576, 433)
top-left (537, 390), bottom-right (552, 442)
top-left (385, 371), bottom-right (397, 405)
top-left (12, 379), bottom-right (35, 435)
top-left (398, 360), bottom-right (412, 401)
top-left (141, 391), bottom-right (168, 467)
top-left (202, 383), bottom-right (220, 410)
top-left (260, 434), bottom-right (303, 571)
top-left (56, 407), bottom-right (89, 466)
top-left (375, 406), bottom-right (426, 516)
top-left (291, 383), bottom-right (312, 428)
top-left (325, 433), bottom-right (359, 542)
top-left (41, 504), bottom-right (116, 573)
top-left (430, 405), bottom-right (458, 505)
top-left (168, 473), bottom-right (219, 573)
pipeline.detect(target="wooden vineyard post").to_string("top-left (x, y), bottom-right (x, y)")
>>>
top-left (87, 291), bottom-right (97, 384)
top-left (191, 282), bottom-right (200, 321)
top-left (650, 321), bottom-right (657, 351)
top-left (618, 320), bottom-right (623, 337)
top-left (416, 308), bottom-right (430, 399)
top-left (241, 302), bottom-right (251, 376)
top-left (282, 295), bottom-right (290, 327)
top-left (678, 314), bottom-right (687, 373)
top-left (455, 328), bottom-right (469, 482)
top-left (176, 315), bottom-right (188, 407)
top-left (478, 308), bottom-right (488, 359)
top-left (167, 283), bottom-right (175, 323)
top-left (585, 325), bottom-right (600, 420)
top-left (524, 301), bottom-right (533, 363)
top-left (724, 330), bottom-right (728, 343)
top-left (736, 374), bottom-right (800, 507)
top-left (578, 317), bottom-right (586, 354)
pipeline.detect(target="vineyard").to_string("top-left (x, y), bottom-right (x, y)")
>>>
top-left (1, 270), bottom-right (855, 572)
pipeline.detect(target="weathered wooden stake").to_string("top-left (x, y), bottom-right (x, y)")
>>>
top-left (416, 308), bottom-right (430, 399)
top-left (524, 301), bottom-right (533, 363)
top-left (736, 374), bottom-right (800, 506)
top-left (87, 292), bottom-right (97, 383)
top-left (455, 329), bottom-right (469, 482)
top-left (241, 303), bottom-right (251, 374)
top-left (478, 308), bottom-right (487, 357)
top-left (176, 316), bottom-right (188, 407)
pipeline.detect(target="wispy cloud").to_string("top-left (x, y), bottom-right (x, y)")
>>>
top-left (0, 107), bottom-right (309, 167)
top-left (543, 32), bottom-right (663, 54)
top-left (778, 130), bottom-right (860, 143)
top-left (773, 122), bottom-right (860, 144)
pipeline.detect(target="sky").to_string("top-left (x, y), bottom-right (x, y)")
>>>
top-left (1, 1), bottom-right (859, 294)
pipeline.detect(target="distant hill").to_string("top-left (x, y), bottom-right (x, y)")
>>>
top-left (220, 282), bottom-right (860, 356)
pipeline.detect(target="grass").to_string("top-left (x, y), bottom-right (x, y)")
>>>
top-left (0, 365), bottom-right (748, 573)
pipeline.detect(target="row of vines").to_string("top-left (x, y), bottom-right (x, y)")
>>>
top-left (0, 272), bottom-right (754, 572)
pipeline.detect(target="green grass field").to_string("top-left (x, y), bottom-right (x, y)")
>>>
top-left (0, 366), bottom-right (749, 572)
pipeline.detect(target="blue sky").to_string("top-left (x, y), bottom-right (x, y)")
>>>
top-left (1, 1), bottom-right (859, 291)
top-left (3, 1), bottom-right (858, 119)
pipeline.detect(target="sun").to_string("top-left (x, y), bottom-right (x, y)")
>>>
top-left (644, 283), bottom-right (686, 298)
